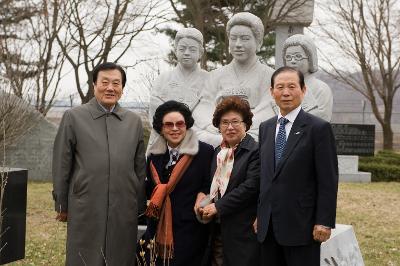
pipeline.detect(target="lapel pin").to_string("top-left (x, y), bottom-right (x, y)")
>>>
top-left (295, 131), bottom-right (301, 135)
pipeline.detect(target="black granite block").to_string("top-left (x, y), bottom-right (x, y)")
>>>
top-left (0, 168), bottom-right (27, 264)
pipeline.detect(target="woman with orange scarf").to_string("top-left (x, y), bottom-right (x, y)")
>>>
top-left (142, 100), bottom-right (214, 266)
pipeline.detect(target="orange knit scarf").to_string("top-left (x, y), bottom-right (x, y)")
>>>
top-left (145, 154), bottom-right (193, 260)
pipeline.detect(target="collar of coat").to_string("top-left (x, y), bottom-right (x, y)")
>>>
top-left (147, 129), bottom-right (199, 156)
top-left (215, 133), bottom-right (255, 154)
top-left (237, 133), bottom-right (256, 151)
top-left (87, 97), bottom-right (128, 121)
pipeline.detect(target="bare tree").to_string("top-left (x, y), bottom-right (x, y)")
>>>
top-left (0, 0), bottom-right (65, 116)
top-left (26, 0), bottom-right (66, 115)
top-left (0, 1), bottom-right (42, 176)
top-left (0, 0), bottom-right (39, 98)
top-left (0, 89), bottom-right (41, 149)
top-left (57, 0), bottom-right (170, 104)
top-left (0, 0), bottom-right (38, 39)
top-left (316, 0), bottom-right (400, 150)
top-left (0, 40), bottom-right (38, 99)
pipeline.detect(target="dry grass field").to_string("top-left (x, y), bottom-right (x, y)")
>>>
top-left (8, 182), bottom-right (400, 266)
top-left (336, 183), bottom-right (400, 265)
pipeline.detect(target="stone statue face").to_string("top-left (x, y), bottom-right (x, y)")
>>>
top-left (229, 25), bottom-right (257, 64)
top-left (285, 45), bottom-right (310, 75)
top-left (176, 37), bottom-right (201, 68)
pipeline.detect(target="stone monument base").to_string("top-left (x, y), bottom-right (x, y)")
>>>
top-left (338, 155), bottom-right (371, 183)
top-left (321, 224), bottom-right (364, 265)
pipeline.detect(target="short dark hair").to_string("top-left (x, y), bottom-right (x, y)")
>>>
top-left (212, 96), bottom-right (253, 131)
top-left (92, 62), bottom-right (127, 88)
top-left (153, 100), bottom-right (194, 134)
top-left (270, 66), bottom-right (305, 90)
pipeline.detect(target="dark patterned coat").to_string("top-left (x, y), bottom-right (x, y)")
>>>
top-left (144, 131), bottom-right (214, 266)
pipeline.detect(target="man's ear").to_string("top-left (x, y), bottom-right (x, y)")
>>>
top-left (302, 85), bottom-right (307, 95)
top-left (270, 87), bottom-right (274, 97)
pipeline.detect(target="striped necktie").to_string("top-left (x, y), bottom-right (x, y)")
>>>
top-left (166, 148), bottom-right (179, 169)
top-left (275, 117), bottom-right (289, 168)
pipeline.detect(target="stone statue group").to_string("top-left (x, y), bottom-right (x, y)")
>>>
top-left (149, 12), bottom-right (333, 147)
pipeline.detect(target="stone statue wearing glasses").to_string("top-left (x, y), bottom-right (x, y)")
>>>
top-left (193, 12), bottom-right (275, 147)
top-left (148, 28), bottom-right (208, 149)
top-left (282, 34), bottom-right (333, 121)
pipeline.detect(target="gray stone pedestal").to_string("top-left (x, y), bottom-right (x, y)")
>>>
top-left (338, 155), bottom-right (371, 182)
top-left (321, 224), bottom-right (364, 265)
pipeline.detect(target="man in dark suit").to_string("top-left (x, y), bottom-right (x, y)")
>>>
top-left (256, 66), bottom-right (338, 265)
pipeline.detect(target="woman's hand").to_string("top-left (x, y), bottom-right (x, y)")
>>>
top-left (202, 203), bottom-right (217, 219)
top-left (194, 192), bottom-right (206, 216)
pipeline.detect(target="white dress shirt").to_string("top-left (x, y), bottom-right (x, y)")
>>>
top-left (275, 105), bottom-right (302, 141)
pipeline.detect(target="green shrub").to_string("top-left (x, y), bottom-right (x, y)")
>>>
top-left (377, 149), bottom-right (398, 155)
top-left (359, 150), bottom-right (400, 181)
top-left (359, 156), bottom-right (400, 165)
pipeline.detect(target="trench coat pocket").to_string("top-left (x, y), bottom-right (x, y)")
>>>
top-left (72, 177), bottom-right (88, 197)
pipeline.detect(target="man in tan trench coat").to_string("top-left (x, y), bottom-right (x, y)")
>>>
top-left (52, 62), bottom-right (146, 266)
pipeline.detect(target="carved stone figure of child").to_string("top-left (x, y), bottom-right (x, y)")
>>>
top-left (148, 28), bottom-right (208, 150)
top-left (282, 34), bottom-right (333, 121)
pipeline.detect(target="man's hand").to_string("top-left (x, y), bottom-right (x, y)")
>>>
top-left (202, 203), bottom-right (217, 219)
top-left (253, 218), bottom-right (257, 233)
top-left (56, 212), bottom-right (68, 222)
top-left (313, 225), bottom-right (331, 242)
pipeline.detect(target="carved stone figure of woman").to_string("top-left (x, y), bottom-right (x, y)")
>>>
top-left (149, 28), bottom-right (207, 119)
top-left (193, 12), bottom-right (275, 147)
top-left (148, 28), bottom-right (208, 149)
top-left (282, 34), bottom-right (333, 121)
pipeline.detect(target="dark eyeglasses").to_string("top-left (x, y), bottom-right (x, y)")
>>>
top-left (163, 121), bottom-right (186, 129)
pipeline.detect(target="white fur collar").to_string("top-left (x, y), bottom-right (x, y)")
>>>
top-left (147, 129), bottom-right (199, 156)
